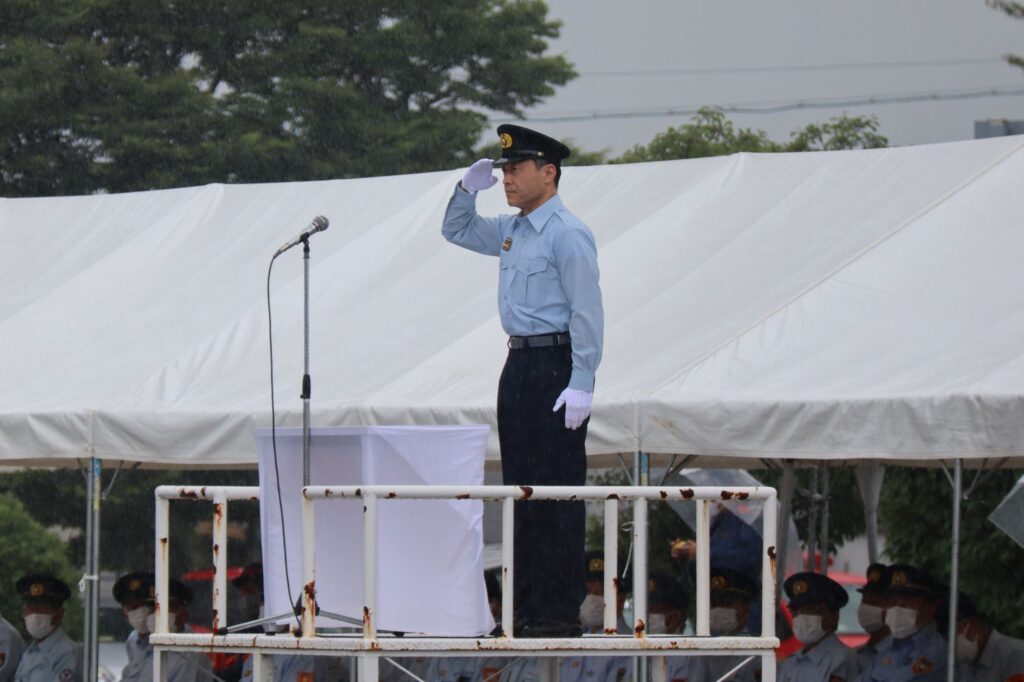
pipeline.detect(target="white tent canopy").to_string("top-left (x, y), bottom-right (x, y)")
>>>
top-left (2, 136), bottom-right (1024, 467)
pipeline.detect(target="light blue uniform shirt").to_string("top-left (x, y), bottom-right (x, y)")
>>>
top-left (855, 634), bottom-right (891, 678)
top-left (442, 187), bottom-right (603, 392)
top-left (14, 627), bottom-right (80, 682)
top-left (956, 629), bottom-right (1024, 682)
top-left (779, 632), bottom-right (857, 681)
top-left (0, 617), bottom-right (25, 682)
top-left (860, 622), bottom-right (945, 681)
top-left (121, 629), bottom-right (211, 682)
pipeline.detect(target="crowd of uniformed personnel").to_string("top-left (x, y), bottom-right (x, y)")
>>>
top-left (3, 553), bottom-right (1023, 682)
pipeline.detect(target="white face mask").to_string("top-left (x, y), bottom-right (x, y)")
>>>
top-left (709, 607), bottom-right (739, 635)
top-left (885, 606), bottom-right (920, 640)
top-left (956, 632), bottom-right (979, 661)
top-left (24, 613), bottom-right (56, 641)
top-left (127, 606), bottom-right (153, 634)
top-left (857, 603), bottom-right (886, 633)
top-left (578, 593), bottom-right (604, 628)
top-left (792, 614), bottom-right (827, 645)
top-left (648, 613), bottom-right (668, 634)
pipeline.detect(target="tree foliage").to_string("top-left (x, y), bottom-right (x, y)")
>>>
top-left (1, 0), bottom-right (574, 196)
top-left (0, 493), bottom-right (83, 640)
top-left (989, 1), bottom-right (1024, 71)
top-left (0, 468), bottom-right (261, 579)
top-left (616, 108), bottom-right (888, 163)
top-left (879, 467), bottom-right (1024, 637)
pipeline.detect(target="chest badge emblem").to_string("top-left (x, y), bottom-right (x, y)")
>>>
top-left (501, 237), bottom-right (513, 251)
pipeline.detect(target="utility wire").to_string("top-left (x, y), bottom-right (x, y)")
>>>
top-left (490, 84), bottom-right (1024, 124)
top-left (578, 56), bottom-right (1007, 78)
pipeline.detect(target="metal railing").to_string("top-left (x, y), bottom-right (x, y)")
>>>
top-left (153, 484), bottom-right (779, 682)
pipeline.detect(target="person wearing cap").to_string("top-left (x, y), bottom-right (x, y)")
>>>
top-left (578, 551), bottom-right (630, 635)
top-left (853, 563), bottom-right (892, 675)
top-left (232, 562), bottom-right (264, 626)
top-left (0, 611), bottom-right (24, 682)
top-left (777, 572), bottom-right (856, 682)
top-left (113, 572), bottom-right (212, 682)
top-left (859, 564), bottom-right (945, 681)
top-left (442, 125), bottom-right (603, 637)
top-left (953, 591), bottom-right (1024, 681)
top-left (658, 568), bottom-right (758, 681)
top-left (12, 574), bottom-right (80, 682)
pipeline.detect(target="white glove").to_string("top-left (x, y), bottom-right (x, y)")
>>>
top-left (552, 388), bottom-right (593, 430)
top-left (461, 158), bottom-right (498, 193)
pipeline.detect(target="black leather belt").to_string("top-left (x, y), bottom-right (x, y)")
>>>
top-left (507, 332), bottom-right (571, 350)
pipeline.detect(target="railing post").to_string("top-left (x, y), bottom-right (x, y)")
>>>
top-left (632, 496), bottom-right (648, 637)
top-left (253, 652), bottom-right (276, 682)
top-left (696, 499), bottom-right (710, 636)
top-left (363, 492), bottom-right (378, 640)
top-left (501, 496), bottom-right (514, 638)
top-left (212, 489), bottom-right (228, 633)
top-left (762, 492), bottom-right (778, 639)
top-left (301, 487), bottom-right (317, 638)
top-left (603, 498), bottom-right (619, 634)
top-left (154, 491), bottom-right (170, 635)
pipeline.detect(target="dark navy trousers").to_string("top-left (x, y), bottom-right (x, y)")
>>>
top-left (497, 343), bottom-right (587, 624)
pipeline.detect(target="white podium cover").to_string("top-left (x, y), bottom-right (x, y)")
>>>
top-left (255, 425), bottom-right (494, 636)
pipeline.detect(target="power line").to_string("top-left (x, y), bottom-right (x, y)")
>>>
top-left (491, 84), bottom-right (1024, 124)
top-left (577, 57), bottom-right (1008, 78)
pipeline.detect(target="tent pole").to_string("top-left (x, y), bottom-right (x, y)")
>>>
top-left (946, 459), bottom-right (963, 682)
top-left (633, 451), bottom-right (649, 682)
top-left (83, 457), bottom-right (101, 682)
top-left (776, 461), bottom-right (795, 597)
top-left (855, 462), bottom-right (885, 563)
top-left (807, 464), bottom-right (819, 571)
top-left (820, 464), bottom-right (830, 577)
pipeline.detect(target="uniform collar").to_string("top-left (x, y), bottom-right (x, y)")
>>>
top-left (30, 626), bottom-right (67, 654)
top-left (797, 632), bottom-right (838, 662)
top-left (977, 628), bottom-right (1003, 669)
top-left (519, 194), bottom-right (563, 232)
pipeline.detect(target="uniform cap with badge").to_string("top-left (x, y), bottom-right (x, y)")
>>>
top-left (16, 574), bottom-right (71, 609)
top-left (492, 124), bottom-right (571, 168)
top-left (858, 562), bottom-right (891, 595)
top-left (709, 568), bottom-right (757, 603)
top-left (784, 571), bottom-right (849, 612)
top-left (884, 564), bottom-right (937, 599)
top-left (113, 571), bottom-right (194, 606)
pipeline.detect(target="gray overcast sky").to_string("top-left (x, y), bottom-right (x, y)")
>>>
top-left (500, 0), bottom-right (1024, 155)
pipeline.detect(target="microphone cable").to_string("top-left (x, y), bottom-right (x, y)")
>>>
top-left (266, 252), bottom-right (302, 630)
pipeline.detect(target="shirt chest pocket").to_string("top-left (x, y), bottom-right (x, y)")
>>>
top-left (507, 256), bottom-right (557, 307)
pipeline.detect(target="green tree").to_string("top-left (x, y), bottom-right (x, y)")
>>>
top-left (1, 0), bottom-right (575, 196)
top-left (614, 108), bottom-right (889, 163)
top-left (616, 108), bottom-right (779, 163)
top-left (0, 468), bottom-right (261, 578)
top-left (0, 493), bottom-right (84, 640)
top-left (879, 467), bottom-right (1024, 636)
top-left (989, 0), bottom-right (1024, 71)
top-left (783, 114), bottom-right (888, 152)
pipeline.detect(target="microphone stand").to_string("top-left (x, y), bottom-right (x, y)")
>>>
top-left (302, 237), bottom-right (311, 488)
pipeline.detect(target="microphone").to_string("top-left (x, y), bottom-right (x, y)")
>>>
top-left (274, 216), bottom-right (330, 256)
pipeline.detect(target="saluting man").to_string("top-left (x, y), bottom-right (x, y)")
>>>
top-left (778, 572), bottom-right (857, 682)
top-left (442, 124), bottom-right (603, 637)
top-left (13, 574), bottom-right (80, 682)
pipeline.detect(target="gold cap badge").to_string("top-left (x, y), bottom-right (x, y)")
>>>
top-left (793, 580), bottom-right (808, 595)
top-left (30, 583), bottom-right (44, 597)
top-left (499, 133), bottom-right (513, 149)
